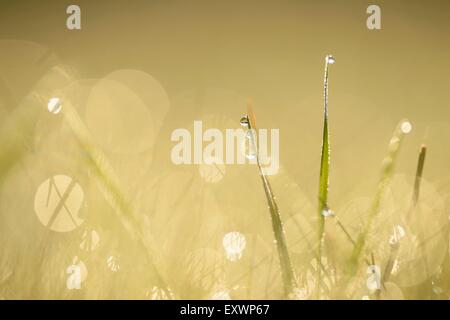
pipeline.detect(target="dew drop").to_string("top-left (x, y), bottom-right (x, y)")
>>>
top-left (326, 55), bottom-right (335, 65)
top-left (246, 152), bottom-right (257, 160)
top-left (47, 97), bottom-right (62, 114)
top-left (321, 208), bottom-right (335, 217)
top-left (401, 121), bottom-right (412, 134)
top-left (223, 232), bottom-right (246, 262)
top-left (106, 255), bottom-right (120, 272)
top-left (366, 265), bottom-right (381, 291)
top-left (389, 225), bottom-right (406, 245)
top-left (240, 115), bottom-right (249, 127)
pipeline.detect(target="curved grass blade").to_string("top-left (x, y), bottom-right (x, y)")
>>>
top-left (244, 101), bottom-right (296, 297)
top-left (383, 144), bottom-right (427, 285)
top-left (347, 120), bottom-right (411, 279)
top-left (411, 145), bottom-right (430, 279)
top-left (62, 101), bottom-right (171, 297)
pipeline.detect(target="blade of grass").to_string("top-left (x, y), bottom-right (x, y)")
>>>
top-left (62, 101), bottom-right (171, 297)
top-left (316, 55), bottom-right (335, 298)
top-left (412, 145), bottom-right (427, 207)
top-left (412, 145), bottom-right (431, 279)
top-left (347, 120), bottom-right (411, 280)
top-left (383, 144), bottom-right (427, 285)
top-left (244, 101), bottom-right (296, 297)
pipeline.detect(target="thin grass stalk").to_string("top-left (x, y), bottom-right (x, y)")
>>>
top-left (381, 241), bottom-right (400, 286)
top-left (244, 102), bottom-right (296, 297)
top-left (334, 217), bottom-right (356, 246)
top-left (383, 145), bottom-right (427, 284)
top-left (347, 120), bottom-right (410, 280)
top-left (316, 55), bottom-right (334, 297)
top-left (412, 145), bottom-right (430, 278)
top-left (62, 101), bottom-right (171, 297)
top-left (412, 145), bottom-right (427, 207)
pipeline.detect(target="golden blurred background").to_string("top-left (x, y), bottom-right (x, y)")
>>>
top-left (0, 0), bottom-right (449, 299)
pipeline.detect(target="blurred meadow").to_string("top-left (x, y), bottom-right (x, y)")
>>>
top-left (0, 0), bottom-right (449, 299)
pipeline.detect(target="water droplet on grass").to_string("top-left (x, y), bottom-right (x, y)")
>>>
top-left (48, 97), bottom-right (62, 114)
top-left (223, 232), bottom-right (246, 261)
top-left (401, 121), bottom-right (412, 134)
top-left (366, 265), bottom-right (381, 291)
top-left (389, 225), bottom-right (406, 245)
top-left (107, 255), bottom-right (120, 272)
top-left (240, 115), bottom-right (249, 127)
top-left (321, 208), bottom-right (335, 217)
top-left (326, 55), bottom-right (335, 65)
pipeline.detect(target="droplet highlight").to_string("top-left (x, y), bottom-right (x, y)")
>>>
top-left (47, 97), bottom-right (62, 114)
top-left (222, 232), bottom-right (246, 262)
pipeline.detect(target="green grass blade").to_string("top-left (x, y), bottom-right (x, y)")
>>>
top-left (315, 55), bottom-right (334, 297)
top-left (245, 102), bottom-right (296, 297)
top-left (348, 120), bottom-right (411, 278)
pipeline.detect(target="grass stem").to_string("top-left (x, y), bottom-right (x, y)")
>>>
top-left (316, 55), bottom-right (334, 298)
top-left (245, 102), bottom-right (296, 297)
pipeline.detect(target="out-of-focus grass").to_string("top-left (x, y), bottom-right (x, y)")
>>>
top-left (383, 145), bottom-right (427, 286)
top-left (62, 101), bottom-right (171, 296)
top-left (0, 58), bottom-right (449, 301)
top-left (348, 120), bottom-right (409, 277)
